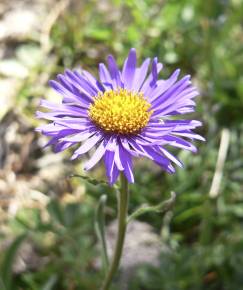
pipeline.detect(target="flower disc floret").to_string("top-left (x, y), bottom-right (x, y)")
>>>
top-left (88, 88), bottom-right (152, 134)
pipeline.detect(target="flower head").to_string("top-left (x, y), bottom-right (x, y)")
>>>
top-left (36, 48), bottom-right (204, 184)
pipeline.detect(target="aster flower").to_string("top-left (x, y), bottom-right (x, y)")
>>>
top-left (36, 48), bottom-right (204, 185)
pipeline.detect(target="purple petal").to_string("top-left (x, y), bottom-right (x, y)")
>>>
top-left (54, 119), bottom-right (93, 130)
top-left (140, 146), bottom-right (175, 173)
top-left (151, 75), bottom-right (191, 110)
top-left (71, 133), bottom-right (103, 159)
top-left (119, 137), bottom-right (139, 157)
top-left (114, 144), bottom-right (124, 171)
top-left (140, 58), bottom-right (163, 96)
top-left (41, 127), bottom-right (79, 149)
top-left (49, 80), bottom-right (91, 106)
top-left (44, 128), bottom-right (78, 139)
top-left (119, 144), bottom-right (134, 183)
top-left (159, 89), bottom-right (199, 117)
top-left (42, 99), bottom-right (88, 110)
top-left (162, 135), bottom-right (197, 152)
top-left (172, 130), bottom-right (205, 141)
top-left (99, 63), bottom-right (114, 90)
top-left (150, 69), bottom-right (180, 102)
top-left (126, 139), bottom-right (150, 157)
top-left (122, 48), bottom-right (137, 90)
top-left (65, 69), bottom-right (97, 97)
top-left (81, 69), bottom-right (105, 92)
top-left (156, 146), bottom-right (183, 168)
top-left (131, 58), bottom-right (151, 92)
top-left (56, 74), bottom-right (73, 91)
top-left (56, 74), bottom-right (91, 105)
top-left (39, 99), bottom-right (88, 117)
top-left (54, 141), bottom-right (75, 152)
top-left (163, 120), bottom-right (202, 131)
top-left (133, 129), bottom-right (174, 145)
top-left (36, 123), bottom-right (66, 135)
top-left (127, 141), bottom-right (175, 173)
top-left (61, 131), bottom-right (95, 142)
top-left (100, 136), bottom-right (124, 171)
top-left (107, 55), bottom-right (123, 89)
top-left (104, 150), bottom-right (120, 185)
top-left (84, 138), bottom-right (109, 170)
top-left (172, 106), bottom-right (195, 115)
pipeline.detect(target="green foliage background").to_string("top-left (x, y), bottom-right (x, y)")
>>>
top-left (1, 0), bottom-right (243, 289)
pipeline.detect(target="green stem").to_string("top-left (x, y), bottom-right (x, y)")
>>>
top-left (101, 174), bottom-right (129, 290)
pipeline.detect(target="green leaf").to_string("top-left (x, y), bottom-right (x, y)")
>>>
top-left (63, 203), bottom-right (80, 227)
top-left (86, 27), bottom-right (112, 41)
top-left (41, 275), bottom-right (58, 290)
top-left (47, 199), bottom-right (65, 225)
top-left (127, 192), bottom-right (177, 223)
top-left (94, 194), bottom-right (109, 273)
top-left (0, 233), bottom-right (27, 290)
top-left (0, 275), bottom-right (7, 290)
top-left (70, 174), bottom-right (110, 187)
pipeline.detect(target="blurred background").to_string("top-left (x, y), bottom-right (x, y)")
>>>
top-left (0, 0), bottom-right (243, 289)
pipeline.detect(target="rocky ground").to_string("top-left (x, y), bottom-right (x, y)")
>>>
top-left (0, 3), bottom-right (162, 285)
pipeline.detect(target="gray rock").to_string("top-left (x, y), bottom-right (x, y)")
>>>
top-left (105, 220), bottom-right (163, 290)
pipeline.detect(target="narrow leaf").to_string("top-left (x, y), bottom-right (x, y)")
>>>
top-left (47, 199), bottom-right (65, 225)
top-left (127, 191), bottom-right (177, 223)
top-left (70, 174), bottom-right (109, 186)
top-left (1, 233), bottom-right (27, 290)
top-left (94, 194), bottom-right (109, 273)
top-left (41, 274), bottom-right (58, 290)
top-left (0, 275), bottom-right (7, 290)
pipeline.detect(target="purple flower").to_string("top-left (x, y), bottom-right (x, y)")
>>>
top-left (36, 48), bottom-right (204, 185)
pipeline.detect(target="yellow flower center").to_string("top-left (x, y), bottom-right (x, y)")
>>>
top-left (88, 88), bottom-right (152, 134)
